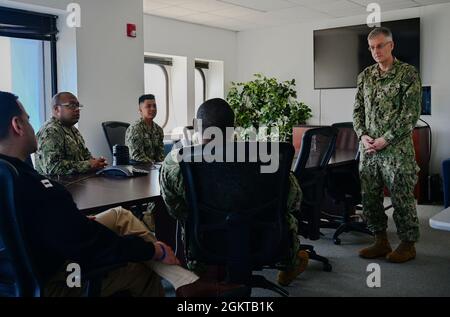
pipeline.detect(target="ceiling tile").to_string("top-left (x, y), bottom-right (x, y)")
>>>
top-left (352, 0), bottom-right (420, 11)
top-left (144, 0), bottom-right (450, 32)
top-left (178, 0), bottom-right (233, 12)
top-left (234, 12), bottom-right (286, 26)
top-left (269, 5), bottom-right (334, 21)
top-left (143, 0), bottom-right (172, 11)
top-left (216, 0), bottom-right (298, 12)
top-left (306, 0), bottom-right (366, 17)
top-left (151, 6), bottom-right (198, 17)
top-left (157, 0), bottom-right (192, 4)
top-left (413, 0), bottom-right (450, 5)
top-left (287, 0), bottom-right (342, 6)
top-left (211, 6), bottom-right (261, 17)
top-left (181, 12), bottom-right (223, 23)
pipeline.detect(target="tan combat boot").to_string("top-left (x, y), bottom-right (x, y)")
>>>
top-left (277, 250), bottom-right (309, 286)
top-left (359, 231), bottom-right (392, 259)
top-left (386, 242), bottom-right (416, 263)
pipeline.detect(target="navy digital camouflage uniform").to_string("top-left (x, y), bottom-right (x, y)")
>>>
top-left (353, 59), bottom-right (422, 242)
top-left (159, 149), bottom-right (302, 272)
top-left (35, 117), bottom-right (92, 176)
top-left (125, 119), bottom-right (165, 163)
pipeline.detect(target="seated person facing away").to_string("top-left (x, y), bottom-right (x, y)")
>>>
top-left (35, 92), bottom-right (107, 176)
top-left (160, 98), bottom-right (309, 287)
top-left (0, 91), bottom-right (247, 297)
top-left (126, 94), bottom-right (165, 164)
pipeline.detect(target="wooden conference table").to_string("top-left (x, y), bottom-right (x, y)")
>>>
top-left (58, 148), bottom-right (357, 215)
top-left (57, 165), bottom-right (160, 214)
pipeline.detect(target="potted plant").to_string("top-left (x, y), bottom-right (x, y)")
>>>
top-left (227, 74), bottom-right (312, 142)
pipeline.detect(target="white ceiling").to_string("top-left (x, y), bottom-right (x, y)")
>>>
top-left (143, 0), bottom-right (450, 31)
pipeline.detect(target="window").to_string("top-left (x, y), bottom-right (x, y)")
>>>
top-left (144, 56), bottom-right (170, 129)
top-left (195, 68), bottom-right (206, 108)
top-left (195, 61), bottom-right (208, 113)
top-left (0, 6), bottom-right (58, 132)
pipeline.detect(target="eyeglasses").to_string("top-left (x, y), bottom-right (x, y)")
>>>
top-left (58, 102), bottom-right (84, 110)
top-left (368, 41), bottom-right (392, 52)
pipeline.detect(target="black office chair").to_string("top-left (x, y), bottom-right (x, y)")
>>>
top-left (0, 159), bottom-right (124, 297)
top-left (324, 123), bottom-right (391, 245)
top-left (330, 122), bottom-right (359, 162)
top-left (179, 142), bottom-right (295, 297)
top-left (293, 127), bottom-right (338, 272)
top-left (102, 121), bottom-right (130, 155)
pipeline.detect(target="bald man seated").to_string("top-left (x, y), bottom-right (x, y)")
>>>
top-left (35, 92), bottom-right (107, 176)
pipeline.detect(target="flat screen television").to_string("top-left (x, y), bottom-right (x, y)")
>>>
top-left (314, 18), bottom-right (420, 89)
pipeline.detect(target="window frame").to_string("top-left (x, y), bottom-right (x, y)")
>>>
top-left (0, 6), bottom-right (59, 95)
top-left (195, 67), bottom-right (207, 103)
top-left (144, 56), bottom-right (171, 129)
top-left (195, 61), bottom-right (209, 103)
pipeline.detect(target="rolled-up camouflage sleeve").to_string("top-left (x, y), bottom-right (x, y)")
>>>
top-left (382, 68), bottom-right (422, 146)
top-left (353, 72), bottom-right (369, 140)
top-left (159, 151), bottom-right (188, 221)
top-left (125, 125), bottom-right (153, 163)
top-left (36, 128), bottom-right (91, 176)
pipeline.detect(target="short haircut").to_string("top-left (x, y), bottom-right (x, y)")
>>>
top-left (0, 91), bottom-right (21, 140)
top-left (139, 94), bottom-right (155, 105)
top-left (196, 98), bottom-right (235, 133)
top-left (368, 27), bottom-right (393, 41)
top-left (52, 92), bottom-right (76, 107)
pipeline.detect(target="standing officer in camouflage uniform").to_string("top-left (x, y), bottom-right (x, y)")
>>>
top-left (35, 92), bottom-right (108, 176)
top-left (125, 94), bottom-right (165, 163)
top-left (353, 27), bottom-right (422, 263)
top-left (160, 98), bottom-right (309, 286)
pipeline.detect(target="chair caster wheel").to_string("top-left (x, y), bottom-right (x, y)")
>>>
top-left (334, 238), bottom-right (341, 245)
top-left (323, 263), bottom-right (332, 272)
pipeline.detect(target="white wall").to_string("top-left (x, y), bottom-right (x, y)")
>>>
top-left (2, 0), bottom-right (144, 162)
top-left (0, 37), bottom-right (12, 91)
top-left (237, 3), bottom-right (450, 174)
top-left (208, 61), bottom-right (225, 100)
top-left (171, 56), bottom-right (188, 132)
top-left (144, 14), bottom-right (237, 128)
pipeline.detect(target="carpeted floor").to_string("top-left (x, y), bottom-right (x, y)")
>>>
top-left (253, 201), bottom-right (450, 297)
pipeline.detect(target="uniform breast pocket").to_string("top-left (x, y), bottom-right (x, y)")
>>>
top-left (383, 83), bottom-right (402, 106)
top-left (363, 85), bottom-right (373, 100)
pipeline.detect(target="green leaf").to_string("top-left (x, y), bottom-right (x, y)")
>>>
top-left (227, 74), bottom-right (312, 142)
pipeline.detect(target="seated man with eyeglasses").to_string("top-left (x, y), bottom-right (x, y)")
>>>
top-left (35, 92), bottom-right (108, 176)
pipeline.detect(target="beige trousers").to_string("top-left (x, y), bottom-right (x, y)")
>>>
top-left (45, 207), bottom-right (198, 297)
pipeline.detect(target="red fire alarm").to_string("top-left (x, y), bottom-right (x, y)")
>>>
top-left (127, 24), bottom-right (137, 38)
